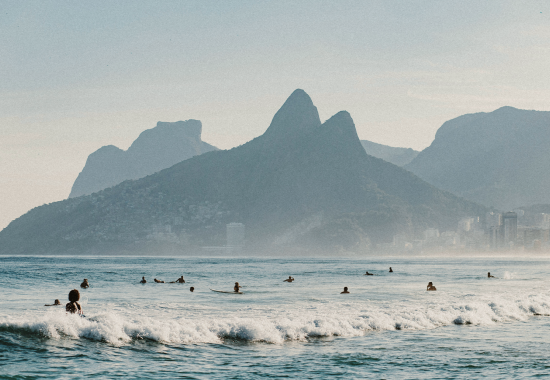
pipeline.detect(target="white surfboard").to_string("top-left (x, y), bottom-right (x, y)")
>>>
top-left (210, 289), bottom-right (243, 294)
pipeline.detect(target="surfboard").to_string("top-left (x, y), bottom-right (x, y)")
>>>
top-left (210, 289), bottom-right (243, 294)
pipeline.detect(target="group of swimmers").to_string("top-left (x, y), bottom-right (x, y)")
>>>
top-left (140, 276), bottom-right (186, 284)
top-left (46, 268), bottom-right (500, 314)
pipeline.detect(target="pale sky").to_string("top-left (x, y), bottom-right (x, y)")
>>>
top-left (1, 1), bottom-right (550, 230)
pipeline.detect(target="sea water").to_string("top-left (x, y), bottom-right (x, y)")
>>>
top-left (1, 255), bottom-right (550, 379)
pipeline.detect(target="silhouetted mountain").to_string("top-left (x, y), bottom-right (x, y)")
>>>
top-left (0, 90), bottom-right (485, 255)
top-left (405, 107), bottom-right (550, 211)
top-left (69, 120), bottom-right (218, 198)
top-left (360, 140), bottom-right (418, 166)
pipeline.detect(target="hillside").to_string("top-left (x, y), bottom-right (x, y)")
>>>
top-left (405, 107), bottom-right (550, 211)
top-left (69, 120), bottom-right (218, 198)
top-left (0, 90), bottom-right (485, 255)
top-left (360, 140), bottom-right (418, 166)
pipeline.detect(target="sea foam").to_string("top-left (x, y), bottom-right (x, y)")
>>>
top-left (1, 292), bottom-right (549, 345)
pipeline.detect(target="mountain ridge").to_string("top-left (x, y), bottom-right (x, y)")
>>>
top-left (1, 90), bottom-right (486, 255)
top-left (69, 119), bottom-right (218, 198)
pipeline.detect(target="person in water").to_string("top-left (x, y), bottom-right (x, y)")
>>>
top-left (341, 287), bottom-right (350, 294)
top-left (154, 278), bottom-right (165, 283)
top-left (364, 271), bottom-right (373, 275)
top-left (66, 289), bottom-right (83, 315)
top-left (283, 276), bottom-right (294, 282)
top-left (190, 287), bottom-right (195, 292)
top-left (80, 279), bottom-right (89, 289)
top-left (45, 299), bottom-right (61, 306)
top-left (389, 267), bottom-right (393, 273)
top-left (170, 276), bottom-right (185, 283)
top-left (427, 282), bottom-right (437, 291)
top-left (140, 276), bottom-right (147, 284)
top-left (488, 272), bottom-right (495, 278)
top-left (234, 282), bottom-right (242, 292)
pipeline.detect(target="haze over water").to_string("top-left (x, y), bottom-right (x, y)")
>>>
top-left (2, 255), bottom-right (550, 378)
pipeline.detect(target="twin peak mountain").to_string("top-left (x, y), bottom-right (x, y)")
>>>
top-left (0, 90), bottom-right (483, 254)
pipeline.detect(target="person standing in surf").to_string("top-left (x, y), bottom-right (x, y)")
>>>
top-left (66, 289), bottom-right (83, 315)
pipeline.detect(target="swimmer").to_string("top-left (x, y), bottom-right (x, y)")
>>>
top-left (190, 287), bottom-right (195, 292)
top-left (80, 279), bottom-right (89, 289)
top-left (154, 278), bottom-right (165, 283)
top-left (389, 267), bottom-right (393, 273)
top-left (234, 282), bottom-right (242, 293)
top-left (283, 276), bottom-right (294, 282)
top-left (341, 287), bottom-right (350, 294)
top-left (488, 272), bottom-right (495, 278)
top-left (427, 282), bottom-right (437, 291)
top-left (364, 271), bottom-right (373, 275)
top-left (45, 299), bottom-right (61, 307)
top-left (170, 276), bottom-right (185, 283)
top-left (66, 289), bottom-right (83, 315)
top-left (140, 276), bottom-right (147, 284)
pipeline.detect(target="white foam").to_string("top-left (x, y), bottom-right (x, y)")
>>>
top-left (2, 292), bottom-right (550, 345)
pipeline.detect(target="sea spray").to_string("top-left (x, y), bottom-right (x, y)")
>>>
top-left (2, 292), bottom-right (549, 345)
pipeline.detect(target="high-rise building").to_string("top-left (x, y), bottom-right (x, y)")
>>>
top-left (502, 212), bottom-right (518, 246)
top-left (226, 223), bottom-right (245, 248)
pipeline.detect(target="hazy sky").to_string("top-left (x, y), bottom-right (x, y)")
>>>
top-left (2, 1), bottom-right (550, 230)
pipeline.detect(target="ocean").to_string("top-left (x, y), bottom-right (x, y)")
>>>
top-left (1, 255), bottom-right (550, 379)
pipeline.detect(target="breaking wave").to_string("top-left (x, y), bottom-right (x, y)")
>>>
top-left (1, 293), bottom-right (549, 345)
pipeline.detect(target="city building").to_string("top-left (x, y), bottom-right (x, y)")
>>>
top-left (502, 212), bottom-right (518, 246)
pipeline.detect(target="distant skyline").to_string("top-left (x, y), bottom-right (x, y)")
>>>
top-left (2, 1), bottom-right (550, 229)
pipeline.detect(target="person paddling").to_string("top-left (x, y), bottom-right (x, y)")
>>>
top-left (488, 272), bottom-right (495, 278)
top-left (364, 271), bottom-right (373, 275)
top-left (234, 282), bottom-right (242, 293)
top-left (45, 299), bottom-right (61, 306)
top-left (154, 278), bottom-right (165, 283)
top-left (170, 276), bottom-right (185, 283)
top-left (283, 276), bottom-right (294, 282)
top-left (66, 289), bottom-right (83, 315)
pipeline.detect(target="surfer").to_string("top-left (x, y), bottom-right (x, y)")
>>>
top-left (364, 271), bottom-right (373, 275)
top-left (140, 276), bottom-right (147, 284)
top-left (80, 279), bottom-right (89, 289)
top-left (427, 282), bottom-right (437, 291)
top-left (154, 278), bottom-right (165, 283)
top-left (234, 282), bottom-right (242, 293)
top-left (389, 267), bottom-right (393, 273)
top-left (283, 276), bottom-right (294, 282)
top-left (170, 276), bottom-right (185, 283)
top-left (66, 289), bottom-right (83, 315)
top-left (45, 299), bottom-right (61, 306)
top-left (341, 287), bottom-right (350, 294)
top-left (190, 287), bottom-right (195, 292)
top-left (488, 272), bottom-right (495, 278)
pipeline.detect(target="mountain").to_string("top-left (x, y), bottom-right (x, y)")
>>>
top-left (0, 90), bottom-right (485, 255)
top-left (69, 120), bottom-right (218, 198)
top-left (360, 140), bottom-right (418, 166)
top-left (405, 106), bottom-right (550, 211)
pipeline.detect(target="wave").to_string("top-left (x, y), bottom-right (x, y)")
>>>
top-left (1, 293), bottom-right (549, 345)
